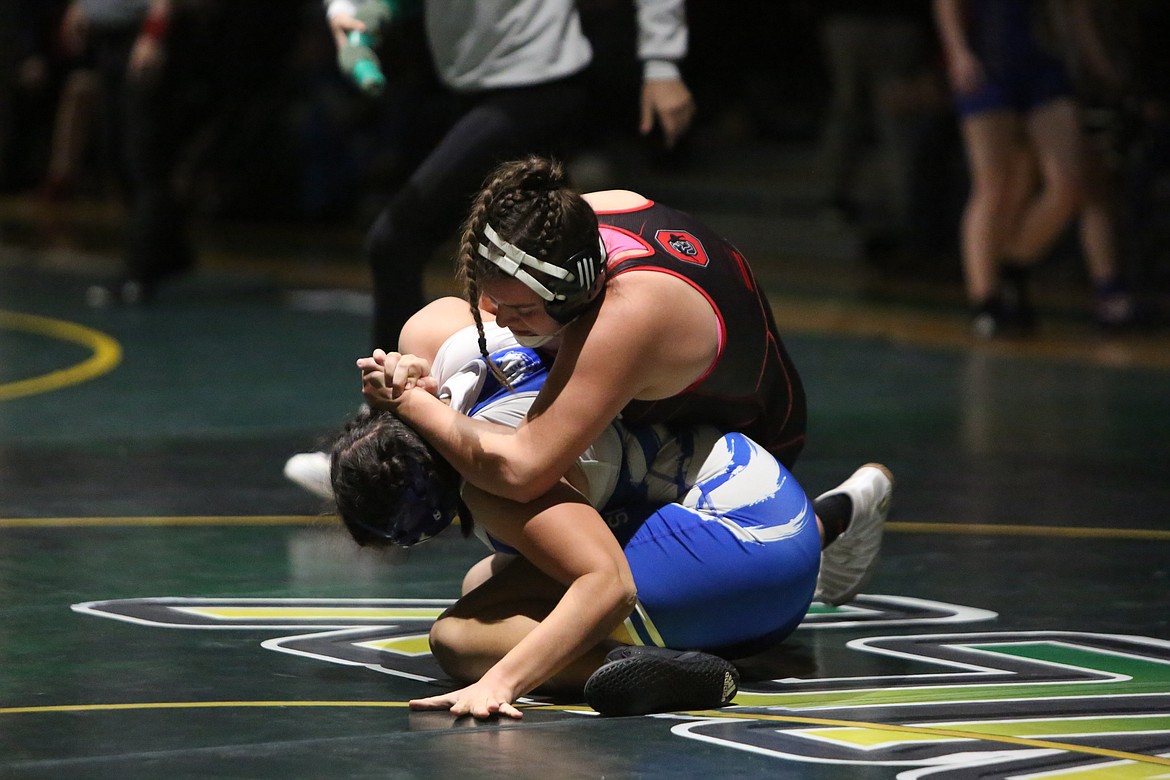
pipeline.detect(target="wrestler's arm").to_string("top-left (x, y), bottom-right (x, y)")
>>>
top-left (392, 273), bottom-right (718, 502)
top-left (365, 296), bottom-right (501, 399)
top-left (932, 0), bottom-right (982, 95)
top-left (635, 0), bottom-right (694, 148)
top-left (931, 0), bottom-right (969, 55)
top-left (1065, 0), bottom-right (1123, 90)
top-left (408, 480), bottom-right (637, 719)
top-left (396, 296), bottom-right (481, 361)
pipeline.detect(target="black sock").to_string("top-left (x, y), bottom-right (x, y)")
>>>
top-left (814, 493), bottom-right (853, 548)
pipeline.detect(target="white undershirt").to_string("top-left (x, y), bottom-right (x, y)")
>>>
top-left (431, 323), bottom-right (621, 508)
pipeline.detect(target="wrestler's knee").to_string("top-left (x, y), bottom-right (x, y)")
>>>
top-left (428, 614), bottom-right (476, 681)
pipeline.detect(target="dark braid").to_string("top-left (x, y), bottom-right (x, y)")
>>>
top-left (455, 165), bottom-right (509, 373)
top-left (455, 156), bottom-right (599, 373)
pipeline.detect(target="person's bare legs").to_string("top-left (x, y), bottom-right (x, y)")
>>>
top-left (959, 100), bottom-right (1085, 336)
top-left (974, 98), bottom-right (1088, 334)
top-left (1079, 185), bottom-right (1118, 285)
top-left (1074, 129), bottom-right (1141, 325)
top-left (1002, 98), bottom-right (1086, 264)
top-left (986, 143), bottom-right (1044, 330)
top-left (958, 110), bottom-right (1024, 304)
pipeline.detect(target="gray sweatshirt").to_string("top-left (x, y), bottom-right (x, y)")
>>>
top-left (326, 0), bottom-right (686, 92)
top-left (79, 0), bottom-right (151, 29)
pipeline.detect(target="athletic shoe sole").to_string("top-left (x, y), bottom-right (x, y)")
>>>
top-left (584, 646), bottom-right (739, 717)
top-left (814, 463), bottom-right (893, 606)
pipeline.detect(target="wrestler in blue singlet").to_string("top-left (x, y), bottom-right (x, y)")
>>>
top-left (440, 329), bottom-right (820, 658)
top-left (601, 426), bottom-right (820, 657)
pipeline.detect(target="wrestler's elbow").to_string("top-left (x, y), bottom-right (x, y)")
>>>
top-left (493, 464), bottom-right (563, 504)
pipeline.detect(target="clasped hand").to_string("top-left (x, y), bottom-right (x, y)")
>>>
top-left (358, 349), bottom-right (438, 409)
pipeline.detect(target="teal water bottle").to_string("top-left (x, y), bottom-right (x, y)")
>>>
top-left (337, 0), bottom-right (392, 95)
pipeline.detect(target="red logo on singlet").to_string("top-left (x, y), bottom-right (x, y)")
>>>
top-left (655, 229), bottom-right (709, 266)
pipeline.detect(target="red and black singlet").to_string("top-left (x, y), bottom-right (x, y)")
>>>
top-left (597, 199), bottom-right (807, 468)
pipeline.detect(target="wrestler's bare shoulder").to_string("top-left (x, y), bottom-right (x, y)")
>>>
top-left (582, 190), bottom-right (652, 212)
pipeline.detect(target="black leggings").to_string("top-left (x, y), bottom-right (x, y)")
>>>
top-left (365, 73), bottom-right (588, 350)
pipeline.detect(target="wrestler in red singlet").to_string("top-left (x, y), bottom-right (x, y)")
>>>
top-left (596, 199), bottom-right (807, 468)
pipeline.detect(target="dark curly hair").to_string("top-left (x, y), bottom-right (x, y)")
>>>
top-left (329, 409), bottom-right (468, 547)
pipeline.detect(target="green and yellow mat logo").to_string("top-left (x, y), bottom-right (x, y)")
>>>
top-left (72, 595), bottom-right (1170, 777)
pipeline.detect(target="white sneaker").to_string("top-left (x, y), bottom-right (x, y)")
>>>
top-left (814, 463), bottom-right (893, 606)
top-left (283, 451), bottom-right (334, 501)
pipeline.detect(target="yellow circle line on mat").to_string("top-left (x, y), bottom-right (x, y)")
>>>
top-left (1, 700), bottom-right (1166, 768)
top-left (0, 310), bottom-right (122, 400)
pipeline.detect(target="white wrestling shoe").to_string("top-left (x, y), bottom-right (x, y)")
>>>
top-left (283, 451), bottom-right (334, 501)
top-left (814, 463), bottom-right (893, 606)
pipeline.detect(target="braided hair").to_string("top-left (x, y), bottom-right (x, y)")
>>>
top-left (456, 155), bottom-right (602, 374)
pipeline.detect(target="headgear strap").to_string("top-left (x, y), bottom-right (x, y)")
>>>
top-left (477, 223), bottom-right (604, 305)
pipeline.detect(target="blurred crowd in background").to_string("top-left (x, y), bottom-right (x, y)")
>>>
top-left (1, 1), bottom-right (1168, 330)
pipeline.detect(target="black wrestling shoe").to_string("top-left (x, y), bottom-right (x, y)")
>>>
top-left (584, 646), bottom-right (739, 717)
